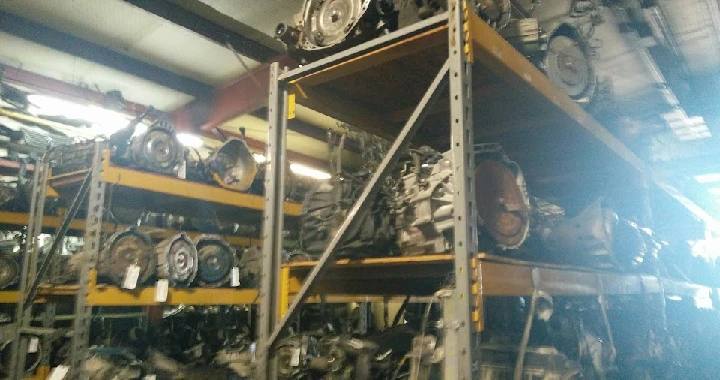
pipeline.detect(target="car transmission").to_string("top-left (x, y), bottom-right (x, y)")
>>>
top-left (98, 228), bottom-right (156, 287)
top-left (193, 235), bottom-right (236, 288)
top-left (393, 145), bottom-right (529, 255)
top-left (299, 172), bottom-right (394, 258)
top-left (155, 232), bottom-right (199, 287)
top-left (113, 119), bottom-right (185, 175)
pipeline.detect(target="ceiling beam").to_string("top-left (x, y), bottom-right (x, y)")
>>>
top-left (172, 56), bottom-right (297, 131)
top-left (1, 65), bottom-right (151, 116)
top-left (122, 0), bottom-right (283, 62)
top-left (0, 10), bottom-right (213, 99)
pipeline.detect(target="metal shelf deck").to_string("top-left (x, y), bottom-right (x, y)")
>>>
top-left (259, 4), bottom-right (657, 379)
top-left (0, 211), bottom-right (262, 247)
top-left (282, 254), bottom-right (711, 300)
top-left (49, 150), bottom-right (302, 220)
top-left (0, 272), bottom-right (259, 306)
top-left (284, 11), bottom-right (647, 203)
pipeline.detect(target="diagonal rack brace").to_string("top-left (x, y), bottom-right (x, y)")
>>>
top-left (23, 166), bottom-right (92, 310)
top-left (265, 60), bottom-right (451, 349)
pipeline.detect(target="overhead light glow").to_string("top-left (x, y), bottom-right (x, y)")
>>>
top-left (290, 163), bottom-right (331, 180)
top-left (27, 94), bottom-right (132, 137)
top-left (176, 133), bottom-right (204, 148)
top-left (253, 153), bottom-right (267, 163)
top-left (709, 188), bottom-right (720, 196)
top-left (695, 173), bottom-right (720, 183)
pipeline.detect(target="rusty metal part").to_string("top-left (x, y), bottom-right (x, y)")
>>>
top-left (475, 158), bottom-right (530, 249)
top-left (156, 232), bottom-right (198, 287)
top-left (98, 228), bottom-right (156, 287)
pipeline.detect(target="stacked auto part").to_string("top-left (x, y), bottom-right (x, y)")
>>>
top-left (278, 0), bottom-right (599, 104)
top-left (186, 137), bottom-right (259, 192)
top-left (98, 228), bottom-right (156, 288)
top-left (123, 120), bottom-right (184, 175)
top-left (193, 235), bottom-right (236, 288)
top-left (393, 145), bottom-right (530, 255)
top-left (299, 172), bottom-right (394, 258)
top-left (155, 232), bottom-right (199, 287)
top-left (0, 232), bottom-right (20, 289)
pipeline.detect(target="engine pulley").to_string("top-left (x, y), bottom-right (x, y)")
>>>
top-left (156, 232), bottom-right (199, 287)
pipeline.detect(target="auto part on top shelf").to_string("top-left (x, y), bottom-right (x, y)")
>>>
top-left (116, 119), bottom-right (185, 175)
top-left (206, 138), bottom-right (257, 192)
top-left (193, 235), bottom-right (236, 288)
top-left (155, 232), bottom-right (198, 287)
top-left (275, 0), bottom-right (396, 65)
top-left (300, 173), bottom-right (394, 258)
top-left (393, 145), bottom-right (529, 255)
top-left (98, 228), bottom-right (156, 287)
top-left (278, 0), bottom-right (599, 104)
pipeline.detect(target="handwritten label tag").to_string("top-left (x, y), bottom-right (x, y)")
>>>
top-left (28, 337), bottom-right (38, 353)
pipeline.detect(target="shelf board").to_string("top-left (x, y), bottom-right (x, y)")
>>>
top-left (283, 11), bottom-right (648, 207)
top-left (85, 285), bottom-right (258, 306)
top-left (284, 253), bottom-right (712, 301)
top-left (0, 211), bottom-right (262, 246)
top-left (49, 151), bottom-right (301, 220)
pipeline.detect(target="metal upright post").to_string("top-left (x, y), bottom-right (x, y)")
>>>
top-left (10, 154), bottom-right (49, 379)
top-left (446, 1), bottom-right (479, 379)
top-left (69, 142), bottom-right (106, 378)
top-left (256, 61), bottom-right (289, 380)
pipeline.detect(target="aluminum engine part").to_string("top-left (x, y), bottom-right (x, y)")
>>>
top-left (98, 228), bottom-right (156, 287)
top-left (156, 232), bottom-right (199, 287)
top-left (206, 138), bottom-right (258, 192)
top-left (300, 175), bottom-right (393, 258)
top-left (276, 0), bottom-right (391, 64)
top-left (193, 235), bottom-right (236, 287)
top-left (127, 120), bottom-right (184, 175)
top-left (543, 33), bottom-right (597, 103)
top-left (0, 254), bottom-right (19, 289)
top-left (238, 246), bottom-right (262, 288)
top-left (394, 145), bottom-right (529, 255)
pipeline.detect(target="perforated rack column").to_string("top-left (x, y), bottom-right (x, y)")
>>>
top-left (69, 142), bottom-right (106, 378)
top-left (445, 1), bottom-right (478, 378)
top-left (9, 153), bottom-right (49, 379)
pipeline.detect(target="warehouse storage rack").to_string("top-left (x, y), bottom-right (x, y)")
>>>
top-left (3, 141), bottom-right (301, 378)
top-left (256, 1), bottom-right (718, 379)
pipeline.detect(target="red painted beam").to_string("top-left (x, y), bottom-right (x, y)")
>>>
top-left (171, 55), bottom-right (297, 132)
top-left (1, 65), bottom-right (150, 116)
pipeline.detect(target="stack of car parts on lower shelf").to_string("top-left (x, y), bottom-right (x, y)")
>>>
top-left (297, 143), bottom-right (656, 273)
top-left (52, 228), bottom-right (258, 290)
top-left (63, 305), bottom-right (255, 379)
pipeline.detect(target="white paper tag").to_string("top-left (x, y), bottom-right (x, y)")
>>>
top-left (144, 375), bottom-right (157, 380)
top-left (289, 347), bottom-right (300, 367)
top-left (231, 266), bottom-right (240, 287)
top-left (155, 279), bottom-right (169, 302)
top-left (27, 337), bottom-right (38, 353)
top-left (48, 365), bottom-right (69, 380)
top-left (122, 264), bottom-right (141, 290)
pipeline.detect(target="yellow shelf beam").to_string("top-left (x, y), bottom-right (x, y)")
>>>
top-left (0, 211), bottom-right (261, 247)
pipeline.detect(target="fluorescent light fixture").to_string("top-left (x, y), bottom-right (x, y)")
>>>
top-left (696, 173), bottom-right (720, 183)
top-left (176, 133), bottom-right (204, 148)
top-left (253, 153), bottom-right (267, 163)
top-left (290, 163), bottom-right (331, 180)
top-left (28, 94), bottom-right (132, 137)
top-left (709, 188), bottom-right (720, 196)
